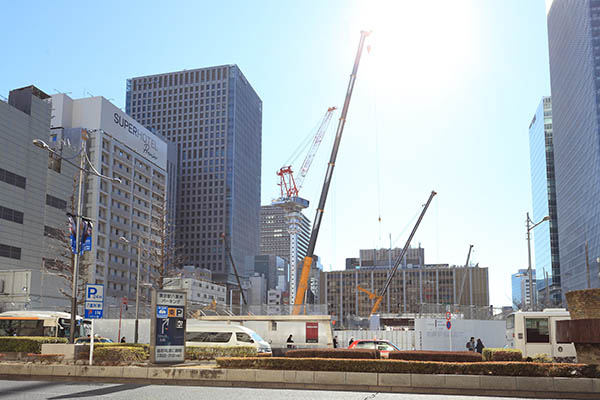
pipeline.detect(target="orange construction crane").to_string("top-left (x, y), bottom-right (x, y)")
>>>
top-left (292, 31), bottom-right (371, 315)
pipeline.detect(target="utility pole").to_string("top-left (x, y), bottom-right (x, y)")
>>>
top-left (586, 241), bottom-right (591, 289)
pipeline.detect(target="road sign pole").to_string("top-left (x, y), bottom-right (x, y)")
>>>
top-left (89, 320), bottom-right (94, 366)
top-left (449, 324), bottom-right (452, 351)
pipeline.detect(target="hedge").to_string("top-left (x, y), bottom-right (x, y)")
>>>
top-left (286, 349), bottom-right (380, 359)
top-left (216, 357), bottom-right (600, 378)
top-left (186, 346), bottom-right (257, 360)
top-left (389, 351), bottom-right (482, 362)
top-left (483, 348), bottom-right (522, 361)
top-left (93, 346), bottom-right (148, 364)
top-left (0, 337), bottom-right (68, 354)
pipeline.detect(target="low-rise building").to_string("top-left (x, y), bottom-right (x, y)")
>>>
top-left (164, 277), bottom-right (226, 305)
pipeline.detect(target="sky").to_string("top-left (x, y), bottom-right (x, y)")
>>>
top-left (0, 0), bottom-right (551, 308)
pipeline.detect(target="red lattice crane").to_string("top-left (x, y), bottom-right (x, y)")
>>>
top-left (277, 107), bottom-right (337, 199)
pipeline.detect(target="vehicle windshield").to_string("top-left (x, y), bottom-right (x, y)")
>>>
top-left (506, 314), bottom-right (515, 330)
top-left (249, 331), bottom-right (265, 343)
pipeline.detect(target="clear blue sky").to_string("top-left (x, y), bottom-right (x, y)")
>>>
top-left (0, 0), bottom-right (551, 307)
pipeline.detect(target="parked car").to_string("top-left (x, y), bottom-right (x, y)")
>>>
top-left (348, 339), bottom-right (400, 358)
top-left (74, 336), bottom-right (113, 344)
top-left (186, 322), bottom-right (272, 354)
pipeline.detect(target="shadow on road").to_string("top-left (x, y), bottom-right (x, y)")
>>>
top-left (0, 381), bottom-right (63, 398)
top-left (48, 383), bottom-right (147, 399)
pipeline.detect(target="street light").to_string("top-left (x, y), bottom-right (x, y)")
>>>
top-left (526, 213), bottom-right (550, 311)
top-left (119, 236), bottom-right (146, 344)
top-left (33, 135), bottom-right (120, 344)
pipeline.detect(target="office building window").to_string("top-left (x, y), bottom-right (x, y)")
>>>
top-left (46, 194), bottom-right (67, 210)
top-left (0, 168), bottom-right (26, 189)
top-left (0, 205), bottom-right (24, 224)
top-left (0, 243), bottom-right (21, 260)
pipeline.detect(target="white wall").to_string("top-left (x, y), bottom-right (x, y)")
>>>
top-left (414, 318), bottom-right (506, 351)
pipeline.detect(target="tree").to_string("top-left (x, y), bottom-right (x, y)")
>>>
top-left (147, 197), bottom-right (186, 290)
top-left (42, 175), bottom-right (91, 308)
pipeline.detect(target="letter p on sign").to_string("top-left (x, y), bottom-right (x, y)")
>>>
top-left (88, 287), bottom-right (97, 299)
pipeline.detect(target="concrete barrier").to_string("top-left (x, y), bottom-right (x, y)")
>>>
top-left (0, 362), bottom-right (597, 399)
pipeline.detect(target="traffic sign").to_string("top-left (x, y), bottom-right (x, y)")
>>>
top-left (85, 284), bottom-right (104, 319)
top-left (446, 320), bottom-right (452, 330)
top-left (446, 312), bottom-right (451, 321)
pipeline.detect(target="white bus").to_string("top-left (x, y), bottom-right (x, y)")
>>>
top-left (506, 308), bottom-right (576, 362)
top-left (0, 311), bottom-right (90, 338)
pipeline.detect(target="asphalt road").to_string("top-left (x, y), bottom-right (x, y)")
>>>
top-left (0, 380), bottom-right (563, 400)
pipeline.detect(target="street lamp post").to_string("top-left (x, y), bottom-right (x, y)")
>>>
top-left (120, 236), bottom-right (143, 343)
top-left (33, 135), bottom-right (120, 343)
top-left (526, 212), bottom-right (550, 311)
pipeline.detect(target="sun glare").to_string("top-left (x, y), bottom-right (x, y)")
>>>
top-left (359, 1), bottom-right (476, 99)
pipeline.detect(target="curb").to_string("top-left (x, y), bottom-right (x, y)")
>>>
top-left (0, 364), bottom-right (598, 399)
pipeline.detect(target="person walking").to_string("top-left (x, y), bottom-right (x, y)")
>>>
top-left (348, 337), bottom-right (355, 347)
top-left (476, 338), bottom-right (485, 354)
top-left (287, 334), bottom-right (294, 349)
top-left (333, 336), bottom-right (338, 348)
top-left (120, 336), bottom-right (126, 343)
top-left (466, 337), bottom-right (475, 352)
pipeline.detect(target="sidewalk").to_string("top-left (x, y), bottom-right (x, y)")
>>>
top-left (0, 362), bottom-right (598, 399)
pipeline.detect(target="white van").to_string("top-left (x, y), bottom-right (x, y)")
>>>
top-left (186, 322), bottom-right (272, 354)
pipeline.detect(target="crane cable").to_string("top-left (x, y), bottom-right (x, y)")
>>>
top-left (366, 42), bottom-right (384, 244)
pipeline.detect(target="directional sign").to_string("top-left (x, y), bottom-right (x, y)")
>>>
top-left (151, 290), bottom-right (186, 363)
top-left (85, 284), bottom-right (104, 319)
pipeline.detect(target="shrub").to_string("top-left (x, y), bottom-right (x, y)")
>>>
top-left (286, 349), bottom-right (380, 359)
top-left (532, 353), bottom-right (552, 363)
top-left (482, 348), bottom-right (522, 361)
top-left (389, 351), bottom-right (482, 362)
top-left (216, 357), bottom-right (600, 378)
top-left (93, 346), bottom-right (148, 365)
top-left (186, 346), bottom-right (257, 360)
top-left (0, 337), bottom-right (68, 354)
top-left (26, 353), bottom-right (64, 363)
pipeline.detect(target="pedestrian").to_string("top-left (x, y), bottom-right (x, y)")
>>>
top-left (287, 334), bottom-right (294, 349)
top-left (476, 338), bottom-right (484, 354)
top-left (466, 336), bottom-right (475, 352)
top-left (333, 335), bottom-right (338, 348)
top-left (348, 337), bottom-right (355, 347)
top-left (120, 336), bottom-right (126, 343)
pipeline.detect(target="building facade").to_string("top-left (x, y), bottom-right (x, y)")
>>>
top-left (244, 254), bottom-right (288, 292)
top-left (127, 65), bottom-right (262, 287)
top-left (322, 265), bottom-right (489, 325)
top-left (0, 86), bottom-right (77, 311)
top-left (346, 246), bottom-right (425, 269)
top-left (164, 277), bottom-right (226, 305)
top-left (511, 268), bottom-right (537, 310)
top-left (50, 94), bottom-right (173, 310)
top-left (547, 0), bottom-right (600, 296)
top-left (259, 204), bottom-right (310, 263)
top-left (528, 97), bottom-right (561, 306)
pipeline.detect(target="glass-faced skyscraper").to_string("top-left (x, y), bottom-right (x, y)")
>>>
top-left (126, 65), bottom-right (262, 286)
top-left (528, 97), bottom-right (561, 306)
top-left (548, 0), bottom-right (600, 295)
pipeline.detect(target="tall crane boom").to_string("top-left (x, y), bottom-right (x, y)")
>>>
top-left (359, 191), bottom-right (437, 316)
top-left (293, 30), bottom-right (371, 315)
top-left (456, 244), bottom-right (474, 307)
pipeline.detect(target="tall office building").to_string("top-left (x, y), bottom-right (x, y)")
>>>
top-left (0, 86), bottom-right (76, 311)
top-left (50, 94), bottom-right (174, 309)
top-left (511, 268), bottom-right (537, 310)
top-left (259, 204), bottom-right (310, 263)
top-left (528, 97), bottom-right (561, 306)
top-left (127, 65), bottom-right (262, 286)
top-left (548, 0), bottom-right (600, 295)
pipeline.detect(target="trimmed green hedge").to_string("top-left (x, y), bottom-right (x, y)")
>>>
top-left (216, 357), bottom-right (600, 378)
top-left (0, 337), bottom-right (68, 354)
top-left (389, 351), bottom-right (482, 362)
top-left (483, 348), bottom-right (522, 361)
top-left (186, 346), bottom-right (257, 360)
top-left (286, 349), bottom-right (380, 359)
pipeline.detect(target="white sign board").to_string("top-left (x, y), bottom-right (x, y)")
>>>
top-left (85, 284), bottom-right (104, 319)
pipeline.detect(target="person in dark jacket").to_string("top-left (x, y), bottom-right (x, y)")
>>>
top-left (287, 334), bottom-right (294, 349)
top-left (476, 338), bottom-right (484, 354)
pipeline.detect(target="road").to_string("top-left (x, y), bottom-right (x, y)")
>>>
top-left (0, 380), bottom-right (562, 400)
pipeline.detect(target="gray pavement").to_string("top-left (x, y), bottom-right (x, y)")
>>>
top-left (0, 379), bottom-right (562, 400)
